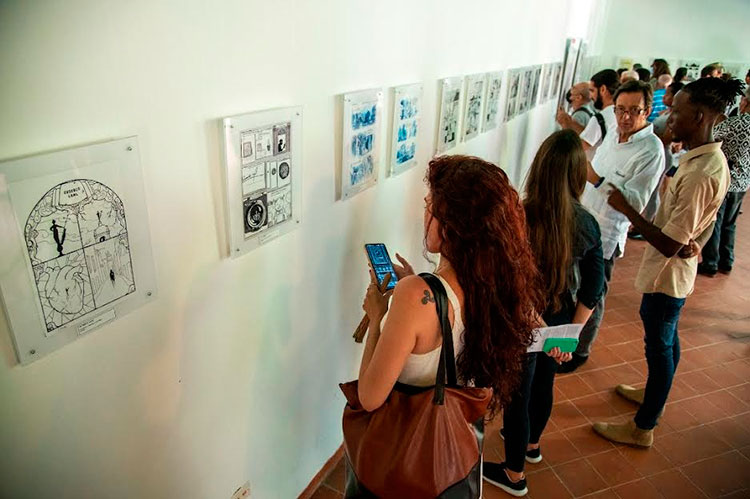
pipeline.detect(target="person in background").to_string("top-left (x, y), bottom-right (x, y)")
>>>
top-left (650, 59), bottom-right (671, 87)
top-left (637, 67), bottom-right (652, 82)
top-left (557, 82), bottom-right (596, 133)
top-left (648, 74), bottom-right (673, 122)
top-left (580, 70), bottom-right (620, 155)
top-left (745, 69), bottom-right (750, 87)
top-left (558, 80), bottom-right (665, 373)
top-left (483, 130), bottom-right (604, 497)
top-left (593, 78), bottom-right (742, 448)
top-left (674, 67), bottom-right (689, 83)
top-left (617, 68), bottom-right (627, 79)
top-left (698, 84), bottom-right (750, 277)
top-left (621, 69), bottom-right (639, 83)
top-left (701, 63), bottom-right (723, 78)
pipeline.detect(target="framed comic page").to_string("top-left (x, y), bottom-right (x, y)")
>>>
top-left (222, 106), bottom-right (303, 258)
top-left (0, 137), bottom-right (158, 364)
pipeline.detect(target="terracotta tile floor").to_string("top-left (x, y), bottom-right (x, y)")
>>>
top-left (311, 214), bottom-right (750, 499)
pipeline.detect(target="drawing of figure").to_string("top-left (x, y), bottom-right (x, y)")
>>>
top-left (278, 137), bottom-right (286, 153)
top-left (51, 219), bottom-right (66, 257)
top-left (110, 269), bottom-right (115, 284)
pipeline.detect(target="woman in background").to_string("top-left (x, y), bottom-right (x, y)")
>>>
top-left (483, 130), bottom-right (605, 497)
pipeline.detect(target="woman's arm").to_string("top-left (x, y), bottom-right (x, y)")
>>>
top-left (574, 214), bottom-right (605, 324)
top-left (358, 275), bottom-right (437, 412)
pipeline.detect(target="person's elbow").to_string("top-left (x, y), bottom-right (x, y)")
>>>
top-left (358, 384), bottom-right (385, 412)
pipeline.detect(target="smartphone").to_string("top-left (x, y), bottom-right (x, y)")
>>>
top-left (364, 243), bottom-right (398, 291)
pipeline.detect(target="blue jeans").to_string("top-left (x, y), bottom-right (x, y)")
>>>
top-left (634, 293), bottom-right (686, 430)
top-left (701, 191), bottom-right (745, 271)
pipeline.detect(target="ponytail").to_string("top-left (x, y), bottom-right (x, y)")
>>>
top-left (682, 77), bottom-right (746, 114)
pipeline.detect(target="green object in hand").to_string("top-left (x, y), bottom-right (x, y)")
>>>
top-left (543, 338), bottom-right (579, 353)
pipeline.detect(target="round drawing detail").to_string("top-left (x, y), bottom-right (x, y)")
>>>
top-left (24, 179), bottom-right (136, 334)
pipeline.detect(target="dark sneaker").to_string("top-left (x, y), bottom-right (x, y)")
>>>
top-left (499, 429), bottom-right (543, 463)
top-left (557, 353), bottom-right (588, 374)
top-left (697, 263), bottom-right (717, 277)
top-left (483, 462), bottom-right (528, 497)
top-left (718, 265), bottom-right (732, 275)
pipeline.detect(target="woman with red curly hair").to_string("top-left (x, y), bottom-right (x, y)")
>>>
top-left (358, 155), bottom-right (543, 420)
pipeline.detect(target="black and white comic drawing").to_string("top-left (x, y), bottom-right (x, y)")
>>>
top-left (505, 71), bottom-right (521, 122)
top-left (462, 74), bottom-right (486, 141)
top-left (24, 179), bottom-right (135, 333)
top-left (238, 121), bottom-right (294, 238)
top-left (482, 72), bottom-right (503, 133)
top-left (437, 77), bottom-right (463, 153)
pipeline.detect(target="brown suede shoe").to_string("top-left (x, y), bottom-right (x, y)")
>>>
top-left (616, 384), bottom-right (645, 404)
top-left (593, 420), bottom-right (653, 447)
top-left (615, 384), bottom-right (666, 417)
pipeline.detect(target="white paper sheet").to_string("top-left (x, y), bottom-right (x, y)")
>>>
top-left (527, 323), bottom-right (584, 353)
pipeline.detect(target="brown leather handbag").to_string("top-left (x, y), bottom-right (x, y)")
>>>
top-left (340, 273), bottom-right (492, 498)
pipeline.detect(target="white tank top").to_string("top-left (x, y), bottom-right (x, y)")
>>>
top-left (381, 275), bottom-right (465, 387)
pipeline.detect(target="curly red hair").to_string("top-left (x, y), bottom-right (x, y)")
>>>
top-left (427, 155), bottom-right (544, 416)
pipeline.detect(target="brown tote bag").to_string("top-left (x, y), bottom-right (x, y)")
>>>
top-left (339, 273), bottom-right (492, 498)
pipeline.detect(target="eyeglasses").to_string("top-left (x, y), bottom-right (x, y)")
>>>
top-left (614, 107), bottom-right (646, 117)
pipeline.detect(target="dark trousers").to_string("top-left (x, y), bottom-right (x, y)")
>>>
top-left (503, 353), bottom-right (558, 473)
top-left (701, 191), bottom-right (745, 271)
top-left (575, 250), bottom-right (618, 356)
top-left (634, 293), bottom-right (686, 430)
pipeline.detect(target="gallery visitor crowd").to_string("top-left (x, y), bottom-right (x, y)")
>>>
top-left (344, 61), bottom-right (749, 497)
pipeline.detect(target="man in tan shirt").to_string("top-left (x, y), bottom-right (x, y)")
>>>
top-left (590, 77), bottom-right (743, 447)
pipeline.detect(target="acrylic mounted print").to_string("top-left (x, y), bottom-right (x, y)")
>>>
top-left (390, 83), bottom-right (422, 176)
top-left (541, 64), bottom-right (554, 102)
top-left (462, 74), bottom-right (486, 142)
top-left (482, 71), bottom-right (503, 133)
top-left (529, 65), bottom-right (542, 109)
top-left (222, 106), bottom-right (303, 257)
top-left (518, 67), bottom-right (534, 114)
top-left (436, 77), bottom-right (463, 154)
top-left (505, 70), bottom-right (521, 122)
top-left (0, 137), bottom-right (158, 364)
top-left (551, 62), bottom-right (564, 104)
top-left (341, 88), bottom-right (383, 199)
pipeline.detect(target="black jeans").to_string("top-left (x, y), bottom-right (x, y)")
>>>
top-left (634, 293), bottom-right (686, 430)
top-left (502, 352), bottom-right (558, 473)
top-left (575, 249), bottom-right (618, 356)
top-left (701, 191), bottom-right (745, 271)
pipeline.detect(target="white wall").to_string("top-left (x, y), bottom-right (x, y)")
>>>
top-left (596, 0), bottom-right (750, 72)
top-left (0, 1), bottom-right (597, 497)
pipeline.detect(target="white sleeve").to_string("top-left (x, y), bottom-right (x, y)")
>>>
top-left (580, 115), bottom-right (602, 147)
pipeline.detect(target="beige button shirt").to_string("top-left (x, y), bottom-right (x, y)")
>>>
top-left (635, 142), bottom-right (730, 298)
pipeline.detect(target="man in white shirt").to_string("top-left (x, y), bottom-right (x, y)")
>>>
top-left (558, 70), bottom-right (620, 161)
top-left (558, 80), bottom-right (665, 373)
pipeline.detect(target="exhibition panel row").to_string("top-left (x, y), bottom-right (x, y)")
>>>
top-left (0, 43), bottom-right (583, 363)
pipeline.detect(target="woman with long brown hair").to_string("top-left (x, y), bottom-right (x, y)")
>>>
top-left (358, 155), bottom-right (543, 417)
top-left (483, 130), bottom-right (605, 496)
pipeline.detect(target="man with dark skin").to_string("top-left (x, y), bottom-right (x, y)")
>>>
top-left (592, 78), bottom-right (743, 447)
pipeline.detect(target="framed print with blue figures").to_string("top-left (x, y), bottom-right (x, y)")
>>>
top-left (461, 73), bottom-right (486, 142)
top-left (436, 77), bottom-right (463, 154)
top-left (0, 137), bottom-right (158, 364)
top-left (482, 71), bottom-right (503, 133)
top-left (222, 105), bottom-right (303, 258)
top-left (341, 88), bottom-right (383, 199)
top-left (390, 83), bottom-right (422, 177)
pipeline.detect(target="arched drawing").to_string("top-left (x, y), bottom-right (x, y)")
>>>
top-left (24, 179), bottom-right (136, 333)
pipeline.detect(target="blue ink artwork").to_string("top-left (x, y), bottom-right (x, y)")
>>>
top-left (399, 97), bottom-right (418, 120)
top-left (350, 155), bottom-right (374, 186)
top-left (351, 132), bottom-right (374, 156)
top-left (396, 142), bottom-right (416, 164)
top-left (351, 105), bottom-right (377, 130)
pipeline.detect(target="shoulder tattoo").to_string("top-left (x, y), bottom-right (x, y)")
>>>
top-left (421, 290), bottom-right (435, 305)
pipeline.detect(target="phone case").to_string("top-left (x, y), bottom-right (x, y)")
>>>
top-left (542, 337), bottom-right (579, 353)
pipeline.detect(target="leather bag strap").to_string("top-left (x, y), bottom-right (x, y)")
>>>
top-left (419, 272), bottom-right (457, 405)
